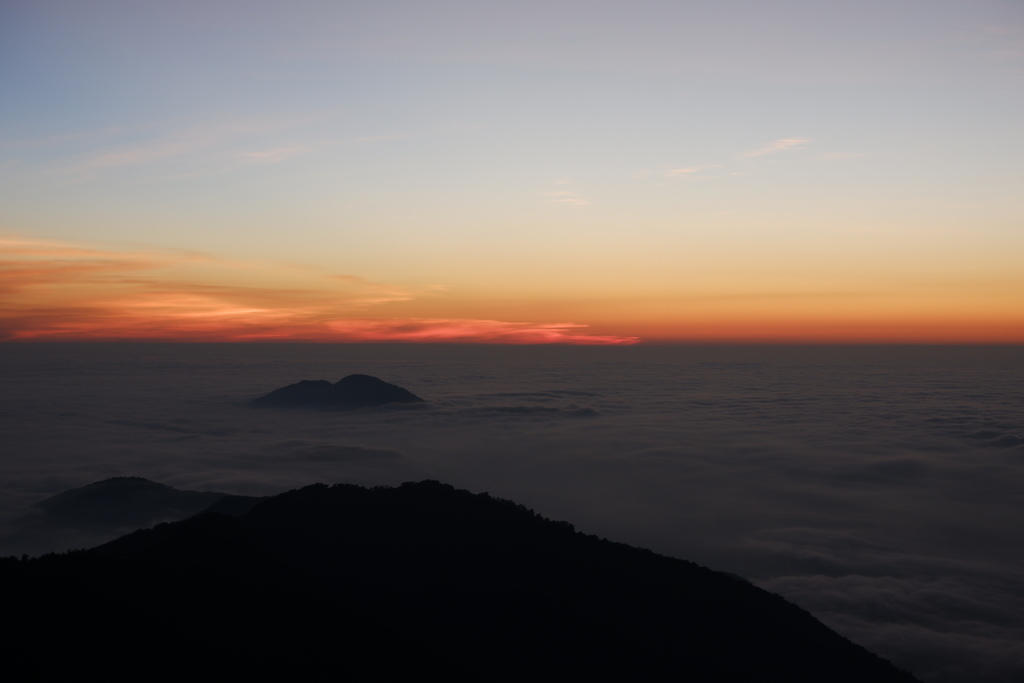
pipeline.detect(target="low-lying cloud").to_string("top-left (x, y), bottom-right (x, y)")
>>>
top-left (0, 343), bottom-right (1021, 682)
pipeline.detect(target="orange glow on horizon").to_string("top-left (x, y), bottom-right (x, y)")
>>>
top-left (4, 317), bottom-right (639, 345)
top-left (2, 235), bottom-right (1021, 345)
top-left (0, 236), bottom-right (638, 345)
top-left (628, 321), bottom-right (1024, 345)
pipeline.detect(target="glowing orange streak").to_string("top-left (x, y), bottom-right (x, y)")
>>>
top-left (324, 319), bottom-right (639, 345)
top-left (0, 236), bottom-right (641, 344)
top-left (4, 314), bottom-right (639, 345)
top-left (5, 234), bottom-right (1021, 345)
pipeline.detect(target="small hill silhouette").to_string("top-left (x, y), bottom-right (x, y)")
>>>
top-left (2, 480), bottom-right (920, 682)
top-left (32, 477), bottom-right (226, 527)
top-left (0, 477), bottom-right (262, 557)
top-left (249, 374), bottom-right (424, 409)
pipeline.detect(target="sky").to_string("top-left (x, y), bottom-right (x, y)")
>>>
top-left (2, 0), bottom-right (1023, 343)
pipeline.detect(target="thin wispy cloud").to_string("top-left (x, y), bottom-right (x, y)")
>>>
top-left (0, 235), bottom-right (410, 340)
top-left (0, 235), bottom-right (635, 344)
top-left (0, 236), bottom-right (179, 293)
top-left (819, 152), bottom-right (867, 160)
top-left (983, 25), bottom-right (1024, 59)
top-left (665, 167), bottom-right (703, 177)
top-left (0, 129), bottom-right (111, 152)
top-left (646, 138), bottom-right (811, 182)
top-left (639, 165), bottom-right (725, 182)
top-left (43, 114), bottom-right (338, 179)
top-left (737, 137), bottom-right (810, 159)
top-left (239, 132), bottom-right (405, 164)
top-left (350, 134), bottom-right (408, 144)
top-left (83, 141), bottom-right (198, 171)
top-left (15, 116), bottom-right (409, 184)
top-left (70, 122), bottom-right (254, 173)
top-left (242, 146), bottom-right (314, 164)
top-left (323, 274), bottom-right (416, 307)
top-left (324, 318), bottom-right (637, 344)
top-left (543, 181), bottom-right (590, 206)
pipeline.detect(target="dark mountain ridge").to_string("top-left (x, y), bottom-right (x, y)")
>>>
top-left (249, 373), bottom-right (424, 408)
top-left (3, 479), bottom-right (919, 681)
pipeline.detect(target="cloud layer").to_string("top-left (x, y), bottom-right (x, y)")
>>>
top-left (1, 343), bottom-right (1021, 682)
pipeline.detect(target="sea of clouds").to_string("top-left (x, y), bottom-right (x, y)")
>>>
top-left (2, 343), bottom-right (1022, 682)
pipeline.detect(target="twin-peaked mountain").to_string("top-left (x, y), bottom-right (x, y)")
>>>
top-left (2, 480), bottom-right (920, 682)
top-left (249, 373), bottom-right (424, 408)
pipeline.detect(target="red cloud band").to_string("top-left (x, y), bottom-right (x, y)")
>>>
top-left (0, 236), bottom-right (639, 345)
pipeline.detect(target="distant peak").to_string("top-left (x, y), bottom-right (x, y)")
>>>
top-left (336, 374), bottom-right (383, 384)
top-left (251, 374), bottom-right (424, 409)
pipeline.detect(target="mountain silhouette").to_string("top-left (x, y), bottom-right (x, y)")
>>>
top-left (249, 373), bottom-right (424, 408)
top-left (2, 480), bottom-right (920, 682)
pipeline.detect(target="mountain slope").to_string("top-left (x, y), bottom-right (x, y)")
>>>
top-left (3, 480), bottom-right (920, 682)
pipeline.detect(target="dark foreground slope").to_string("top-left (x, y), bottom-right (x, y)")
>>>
top-left (3, 481), bottom-right (919, 682)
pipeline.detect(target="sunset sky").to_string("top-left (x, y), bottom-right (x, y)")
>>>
top-left (3, 0), bottom-right (1023, 343)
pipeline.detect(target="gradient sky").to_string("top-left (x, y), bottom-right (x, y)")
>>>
top-left (3, 0), bottom-right (1023, 343)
